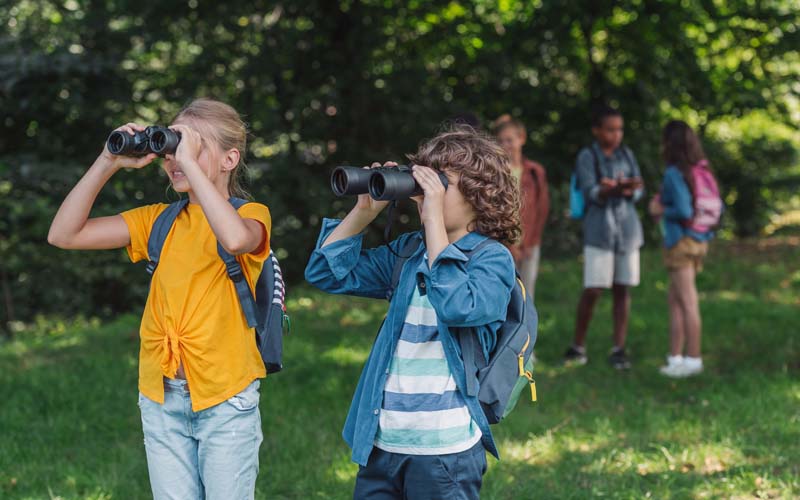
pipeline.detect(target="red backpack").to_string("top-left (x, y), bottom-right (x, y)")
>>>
top-left (687, 160), bottom-right (722, 232)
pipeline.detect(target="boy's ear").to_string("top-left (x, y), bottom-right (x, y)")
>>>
top-left (222, 148), bottom-right (240, 172)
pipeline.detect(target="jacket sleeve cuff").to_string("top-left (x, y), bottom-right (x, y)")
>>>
top-left (314, 218), bottom-right (365, 281)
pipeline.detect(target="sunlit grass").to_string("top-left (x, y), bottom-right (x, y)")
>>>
top-left (1, 240), bottom-right (798, 499)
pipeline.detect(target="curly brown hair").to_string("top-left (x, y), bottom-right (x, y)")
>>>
top-left (408, 125), bottom-right (522, 245)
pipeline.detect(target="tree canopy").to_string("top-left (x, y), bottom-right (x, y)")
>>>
top-left (1, 0), bottom-right (799, 324)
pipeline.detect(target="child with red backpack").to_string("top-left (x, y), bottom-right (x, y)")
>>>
top-left (649, 120), bottom-right (722, 378)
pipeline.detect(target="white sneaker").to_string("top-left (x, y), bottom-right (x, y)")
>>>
top-left (681, 357), bottom-right (704, 377)
top-left (659, 355), bottom-right (686, 378)
top-left (660, 356), bottom-right (704, 378)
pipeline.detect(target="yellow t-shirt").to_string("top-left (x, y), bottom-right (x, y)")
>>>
top-left (121, 202), bottom-right (271, 411)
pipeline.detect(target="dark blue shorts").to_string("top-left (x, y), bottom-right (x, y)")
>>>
top-left (353, 442), bottom-right (487, 500)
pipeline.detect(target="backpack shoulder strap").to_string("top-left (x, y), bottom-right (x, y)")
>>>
top-left (228, 197), bottom-right (249, 210)
top-left (146, 199), bottom-right (190, 276)
top-left (386, 234), bottom-right (424, 301)
top-left (458, 237), bottom-right (502, 397)
top-left (218, 197), bottom-right (260, 328)
top-left (588, 146), bottom-right (602, 181)
top-left (619, 144), bottom-right (639, 176)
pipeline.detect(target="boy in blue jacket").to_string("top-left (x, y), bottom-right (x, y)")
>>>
top-left (305, 126), bottom-right (521, 499)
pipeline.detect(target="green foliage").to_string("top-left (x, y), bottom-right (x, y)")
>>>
top-left (1, 0), bottom-right (799, 322)
top-left (705, 112), bottom-right (800, 237)
top-left (1, 243), bottom-right (798, 498)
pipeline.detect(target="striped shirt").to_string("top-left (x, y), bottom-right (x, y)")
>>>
top-left (375, 284), bottom-right (482, 455)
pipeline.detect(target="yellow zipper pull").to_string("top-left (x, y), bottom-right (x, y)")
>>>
top-left (525, 371), bottom-right (537, 402)
top-left (518, 334), bottom-right (531, 376)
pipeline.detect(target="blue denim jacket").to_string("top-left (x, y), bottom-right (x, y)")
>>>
top-left (660, 166), bottom-right (714, 248)
top-left (304, 218), bottom-right (516, 466)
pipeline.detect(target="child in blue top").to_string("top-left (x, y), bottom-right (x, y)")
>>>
top-left (305, 126), bottom-right (520, 499)
top-left (649, 120), bottom-right (715, 378)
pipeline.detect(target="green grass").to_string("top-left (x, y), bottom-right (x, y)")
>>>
top-left (1, 239), bottom-right (798, 499)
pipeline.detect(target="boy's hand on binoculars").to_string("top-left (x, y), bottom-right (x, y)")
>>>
top-left (102, 123), bottom-right (157, 170)
top-left (411, 165), bottom-right (446, 225)
top-left (353, 162), bottom-right (394, 215)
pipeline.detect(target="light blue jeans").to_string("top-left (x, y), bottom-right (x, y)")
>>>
top-left (138, 378), bottom-right (263, 500)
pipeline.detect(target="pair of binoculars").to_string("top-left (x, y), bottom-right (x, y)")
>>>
top-left (331, 165), bottom-right (449, 201)
top-left (106, 126), bottom-right (181, 157)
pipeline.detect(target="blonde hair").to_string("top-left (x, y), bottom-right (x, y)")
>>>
top-left (491, 114), bottom-right (526, 137)
top-left (174, 98), bottom-right (250, 199)
top-left (408, 124), bottom-right (522, 245)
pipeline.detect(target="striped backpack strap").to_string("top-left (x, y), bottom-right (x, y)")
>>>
top-left (217, 197), bottom-right (260, 328)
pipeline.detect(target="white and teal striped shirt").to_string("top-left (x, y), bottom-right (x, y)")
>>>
top-left (375, 285), bottom-right (482, 455)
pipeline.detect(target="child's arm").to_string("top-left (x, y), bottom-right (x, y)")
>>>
top-left (305, 162), bottom-right (402, 298)
top-left (305, 219), bottom-right (411, 299)
top-left (662, 168), bottom-right (693, 221)
top-left (169, 124), bottom-right (264, 255)
top-left (623, 147), bottom-right (645, 202)
top-left (576, 149), bottom-right (617, 204)
top-left (48, 123), bottom-right (158, 250)
top-left (321, 162), bottom-right (394, 248)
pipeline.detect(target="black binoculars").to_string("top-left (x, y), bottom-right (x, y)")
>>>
top-left (331, 165), bottom-right (449, 201)
top-left (106, 126), bottom-right (182, 157)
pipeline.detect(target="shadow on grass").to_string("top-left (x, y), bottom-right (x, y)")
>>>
top-left (1, 241), bottom-right (798, 498)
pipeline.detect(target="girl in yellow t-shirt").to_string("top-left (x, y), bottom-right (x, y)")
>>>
top-left (48, 98), bottom-right (270, 499)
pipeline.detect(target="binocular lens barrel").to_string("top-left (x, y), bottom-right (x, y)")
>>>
top-left (368, 169), bottom-right (421, 201)
top-left (330, 165), bottom-right (449, 201)
top-left (106, 130), bottom-right (149, 156)
top-left (105, 127), bottom-right (182, 157)
top-left (106, 131), bottom-right (128, 155)
top-left (149, 128), bottom-right (181, 156)
top-left (331, 166), bottom-right (373, 196)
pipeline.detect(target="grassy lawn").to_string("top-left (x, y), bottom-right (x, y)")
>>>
top-left (1, 239), bottom-right (798, 499)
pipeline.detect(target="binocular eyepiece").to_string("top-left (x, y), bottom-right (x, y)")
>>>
top-left (331, 165), bottom-right (449, 201)
top-left (106, 126), bottom-right (182, 157)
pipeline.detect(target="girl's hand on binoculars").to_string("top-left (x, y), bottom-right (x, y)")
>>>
top-left (354, 162), bottom-right (394, 214)
top-left (411, 165), bottom-right (446, 225)
top-left (170, 124), bottom-right (203, 167)
top-left (101, 123), bottom-right (157, 170)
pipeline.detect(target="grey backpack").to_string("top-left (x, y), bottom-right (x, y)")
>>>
top-left (145, 197), bottom-right (288, 374)
top-left (389, 236), bottom-right (538, 424)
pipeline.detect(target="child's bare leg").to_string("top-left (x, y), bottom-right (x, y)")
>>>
top-left (574, 288), bottom-right (603, 347)
top-left (611, 284), bottom-right (630, 349)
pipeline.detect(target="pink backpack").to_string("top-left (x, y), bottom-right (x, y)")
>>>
top-left (687, 160), bottom-right (722, 232)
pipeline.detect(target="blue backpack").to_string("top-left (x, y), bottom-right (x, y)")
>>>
top-left (569, 148), bottom-right (601, 219)
top-left (145, 197), bottom-right (288, 374)
top-left (389, 236), bottom-right (538, 424)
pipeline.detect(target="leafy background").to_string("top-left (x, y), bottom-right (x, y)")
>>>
top-left (1, 0), bottom-right (799, 327)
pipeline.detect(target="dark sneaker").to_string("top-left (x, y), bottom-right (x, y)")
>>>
top-left (608, 347), bottom-right (631, 370)
top-left (563, 346), bottom-right (588, 365)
